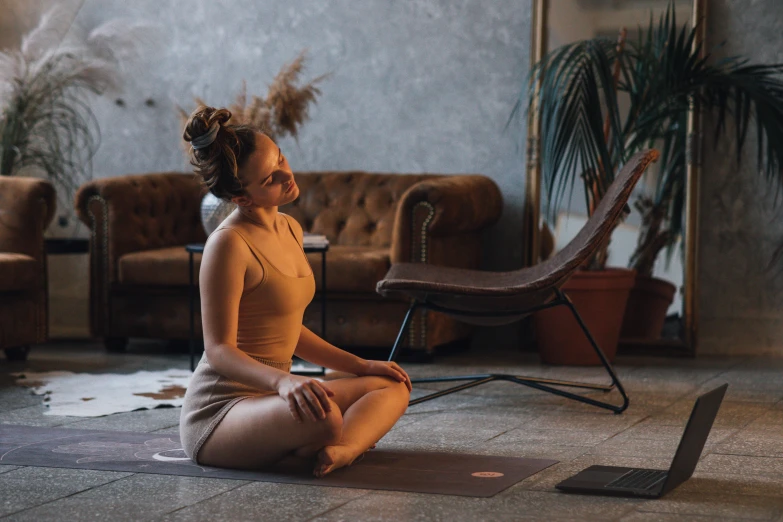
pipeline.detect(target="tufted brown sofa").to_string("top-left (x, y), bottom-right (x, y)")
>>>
top-left (74, 171), bottom-right (502, 357)
top-left (0, 177), bottom-right (56, 361)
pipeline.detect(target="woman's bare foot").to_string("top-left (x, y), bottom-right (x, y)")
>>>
top-left (314, 444), bottom-right (365, 478)
top-left (297, 442), bottom-right (376, 466)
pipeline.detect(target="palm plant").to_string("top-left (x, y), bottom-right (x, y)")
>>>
top-left (518, 5), bottom-right (783, 275)
top-left (0, 5), bottom-right (152, 225)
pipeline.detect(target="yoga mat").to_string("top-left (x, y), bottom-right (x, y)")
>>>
top-left (0, 424), bottom-right (557, 497)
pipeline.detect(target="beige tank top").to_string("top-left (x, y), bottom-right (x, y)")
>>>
top-left (215, 214), bottom-right (316, 362)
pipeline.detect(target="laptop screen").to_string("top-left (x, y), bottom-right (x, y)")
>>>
top-left (663, 384), bottom-right (728, 492)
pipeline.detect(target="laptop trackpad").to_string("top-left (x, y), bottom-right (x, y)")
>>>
top-left (573, 468), bottom-right (626, 484)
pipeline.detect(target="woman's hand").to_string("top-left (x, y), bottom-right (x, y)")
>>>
top-left (276, 375), bottom-right (335, 423)
top-left (356, 360), bottom-right (412, 392)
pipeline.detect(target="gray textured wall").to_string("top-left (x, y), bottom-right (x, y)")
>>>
top-left (10, 0), bottom-right (533, 345)
top-left (699, 0), bottom-right (783, 355)
top-left (76, 0), bottom-right (530, 215)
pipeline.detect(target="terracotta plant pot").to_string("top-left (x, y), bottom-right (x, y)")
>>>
top-left (620, 275), bottom-right (677, 340)
top-left (533, 268), bottom-right (636, 366)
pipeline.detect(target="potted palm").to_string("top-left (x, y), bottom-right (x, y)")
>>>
top-left (521, 5), bottom-right (783, 363)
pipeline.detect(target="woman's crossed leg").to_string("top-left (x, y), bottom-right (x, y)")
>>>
top-left (197, 375), bottom-right (409, 476)
top-left (309, 374), bottom-right (410, 477)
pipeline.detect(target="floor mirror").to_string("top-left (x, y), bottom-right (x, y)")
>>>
top-left (524, 0), bottom-right (707, 355)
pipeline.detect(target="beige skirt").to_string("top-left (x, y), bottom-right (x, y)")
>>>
top-left (179, 351), bottom-right (292, 464)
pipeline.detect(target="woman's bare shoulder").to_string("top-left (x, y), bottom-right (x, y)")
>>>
top-left (203, 227), bottom-right (249, 263)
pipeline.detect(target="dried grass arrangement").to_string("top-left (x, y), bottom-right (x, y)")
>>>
top-left (178, 50), bottom-right (329, 149)
top-left (0, 5), bottom-right (153, 213)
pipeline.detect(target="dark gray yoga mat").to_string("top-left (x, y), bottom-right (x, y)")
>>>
top-left (0, 424), bottom-right (557, 497)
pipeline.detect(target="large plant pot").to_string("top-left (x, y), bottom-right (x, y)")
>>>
top-left (620, 275), bottom-right (677, 340)
top-left (200, 192), bottom-right (236, 235)
top-left (533, 268), bottom-right (636, 366)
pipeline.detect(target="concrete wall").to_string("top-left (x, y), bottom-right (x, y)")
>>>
top-left (3, 0), bottom-right (532, 347)
top-left (698, 0), bottom-right (783, 355)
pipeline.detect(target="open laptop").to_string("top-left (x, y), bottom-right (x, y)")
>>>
top-left (556, 383), bottom-right (728, 498)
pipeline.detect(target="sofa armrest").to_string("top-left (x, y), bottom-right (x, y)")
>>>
top-left (390, 175), bottom-right (502, 264)
top-left (75, 172), bottom-right (208, 283)
top-left (0, 177), bottom-right (56, 260)
top-left (0, 176), bottom-right (54, 347)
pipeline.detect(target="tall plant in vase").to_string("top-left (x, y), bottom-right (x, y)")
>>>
top-left (178, 50), bottom-right (329, 235)
top-left (519, 5), bottom-right (783, 363)
top-left (0, 5), bottom-right (153, 231)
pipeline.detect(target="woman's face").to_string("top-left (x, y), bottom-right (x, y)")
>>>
top-left (233, 132), bottom-right (299, 208)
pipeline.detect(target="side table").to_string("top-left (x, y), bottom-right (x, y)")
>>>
top-left (186, 241), bottom-right (330, 373)
top-left (45, 238), bottom-right (90, 342)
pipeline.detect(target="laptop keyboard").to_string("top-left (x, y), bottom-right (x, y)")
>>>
top-left (606, 469), bottom-right (668, 491)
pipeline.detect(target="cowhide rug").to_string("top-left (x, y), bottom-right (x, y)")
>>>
top-left (11, 369), bottom-right (193, 417)
top-left (12, 362), bottom-right (328, 417)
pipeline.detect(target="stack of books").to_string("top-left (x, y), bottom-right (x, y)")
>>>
top-left (303, 232), bottom-right (329, 248)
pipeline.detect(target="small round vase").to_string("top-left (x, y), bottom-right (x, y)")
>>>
top-left (200, 192), bottom-right (236, 235)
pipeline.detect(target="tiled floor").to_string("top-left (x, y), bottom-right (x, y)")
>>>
top-left (1, 340), bottom-right (783, 521)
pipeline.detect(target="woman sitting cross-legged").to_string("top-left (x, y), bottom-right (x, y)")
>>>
top-left (179, 106), bottom-right (411, 477)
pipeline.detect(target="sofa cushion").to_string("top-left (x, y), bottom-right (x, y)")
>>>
top-left (0, 253), bottom-right (39, 291)
top-left (119, 246), bottom-right (200, 286)
top-left (306, 245), bottom-right (390, 293)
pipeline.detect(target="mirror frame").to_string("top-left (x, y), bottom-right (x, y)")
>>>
top-left (524, 0), bottom-right (707, 355)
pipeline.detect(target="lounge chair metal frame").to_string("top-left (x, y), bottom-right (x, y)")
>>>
top-left (378, 150), bottom-right (662, 415)
top-left (387, 288), bottom-right (629, 413)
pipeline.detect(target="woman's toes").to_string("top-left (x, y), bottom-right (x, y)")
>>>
top-left (313, 445), bottom-right (361, 477)
top-left (314, 446), bottom-right (337, 477)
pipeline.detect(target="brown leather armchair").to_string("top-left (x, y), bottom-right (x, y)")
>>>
top-left (0, 177), bottom-right (56, 361)
top-left (75, 171), bottom-right (502, 357)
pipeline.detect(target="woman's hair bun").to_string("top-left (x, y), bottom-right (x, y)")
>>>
top-left (183, 106), bottom-right (232, 144)
top-left (182, 105), bottom-right (260, 201)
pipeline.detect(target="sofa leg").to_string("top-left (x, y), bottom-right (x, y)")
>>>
top-left (4, 345), bottom-right (31, 362)
top-left (104, 337), bottom-right (128, 353)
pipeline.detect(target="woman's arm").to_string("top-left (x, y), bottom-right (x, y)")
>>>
top-left (200, 229), bottom-right (289, 392)
top-left (295, 325), bottom-right (412, 390)
top-left (294, 325), bottom-right (367, 374)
